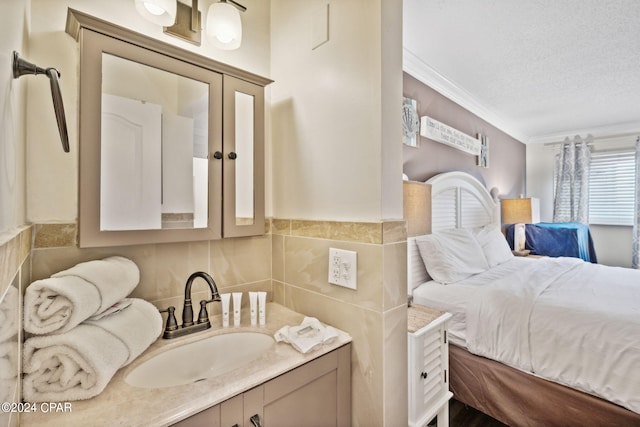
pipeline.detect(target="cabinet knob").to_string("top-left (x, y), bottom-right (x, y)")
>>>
top-left (228, 151), bottom-right (238, 160)
top-left (421, 371), bottom-right (428, 379)
top-left (212, 151), bottom-right (223, 160)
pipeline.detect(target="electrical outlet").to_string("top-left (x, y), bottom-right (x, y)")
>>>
top-left (328, 248), bottom-right (357, 290)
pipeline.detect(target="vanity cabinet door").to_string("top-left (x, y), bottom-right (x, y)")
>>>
top-left (222, 75), bottom-right (265, 238)
top-left (242, 386), bottom-right (264, 427)
top-left (174, 403), bottom-right (221, 427)
top-left (261, 344), bottom-right (351, 427)
top-left (221, 394), bottom-right (243, 426)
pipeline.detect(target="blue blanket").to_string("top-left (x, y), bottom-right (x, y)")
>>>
top-left (505, 222), bottom-right (597, 263)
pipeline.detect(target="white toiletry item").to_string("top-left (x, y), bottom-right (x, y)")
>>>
top-left (249, 292), bottom-right (258, 326)
top-left (232, 292), bottom-right (242, 326)
top-left (220, 293), bottom-right (230, 327)
top-left (258, 291), bottom-right (266, 325)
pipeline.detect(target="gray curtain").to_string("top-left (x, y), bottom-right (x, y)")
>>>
top-left (633, 136), bottom-right (640, 269)
top-left (553, 136), bottom-right (591, 223)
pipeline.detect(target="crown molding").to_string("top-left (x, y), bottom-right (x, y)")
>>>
top-left (402, 48), bottom-right (528, 144)
top-left (403, 48), bottom-right (640, 146)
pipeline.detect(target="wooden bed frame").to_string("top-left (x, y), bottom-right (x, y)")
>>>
top-left (407, 171), bottom-right (640, 426)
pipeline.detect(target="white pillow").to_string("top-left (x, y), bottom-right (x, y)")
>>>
top-left (415, 228), bottom-right (489, 284)
top-left (472, 225), bottom-right (513, 267)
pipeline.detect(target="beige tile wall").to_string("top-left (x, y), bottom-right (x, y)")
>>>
top-left (272, 219), bottom-right (408, 426)
top-left (0, 226), bottom-right (31, 427)
top-left (30, 224), bottom-right (274, 320)
top-left (29, 218), bottom-right (409, 426)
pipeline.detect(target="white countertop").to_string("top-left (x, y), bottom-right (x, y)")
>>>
top-left (21, 303), bottom-right (352, 427)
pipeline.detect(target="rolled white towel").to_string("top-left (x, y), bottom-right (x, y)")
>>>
top-left (24, 256), bottom-right (140, 335)
top-left (23, 298), bottom-right (162, 402)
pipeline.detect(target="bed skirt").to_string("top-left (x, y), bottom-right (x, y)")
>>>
top-left (449, 344), bottom-right (640, 427)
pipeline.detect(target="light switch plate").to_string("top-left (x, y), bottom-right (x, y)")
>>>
top-left (328, 248), bottom-right (357, 290)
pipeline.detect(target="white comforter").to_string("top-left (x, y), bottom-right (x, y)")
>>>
top-left (465, 257), bottom-right (640, 414)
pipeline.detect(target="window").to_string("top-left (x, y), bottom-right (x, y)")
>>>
top-left (588, 150), bottom-right (636, 226)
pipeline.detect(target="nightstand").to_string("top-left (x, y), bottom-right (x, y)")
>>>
top-left (408, 304), bottom-right (453, 427)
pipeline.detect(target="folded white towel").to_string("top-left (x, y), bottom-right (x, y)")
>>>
top-left (23, 298), bottom-right (162, 402)
top-left (24, 256), bottom-right (140, 335)
top-left (274, 317), bottom-right (339, 354)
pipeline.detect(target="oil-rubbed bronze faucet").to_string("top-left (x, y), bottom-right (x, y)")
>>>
top-left (160, 272), bottom-right (221, 339)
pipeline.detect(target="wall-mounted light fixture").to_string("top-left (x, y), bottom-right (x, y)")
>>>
top-left (134, 0), bottom-right (246, 49)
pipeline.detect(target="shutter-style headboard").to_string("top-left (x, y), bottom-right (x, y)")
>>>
top-left (407, 171), bottom-right (500, 296)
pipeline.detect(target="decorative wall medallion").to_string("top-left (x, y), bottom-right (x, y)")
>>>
top-left (402, 97), bottom-right (420, 147)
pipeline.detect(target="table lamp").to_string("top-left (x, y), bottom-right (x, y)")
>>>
top-left (501, 198), bottom-right (540, 253)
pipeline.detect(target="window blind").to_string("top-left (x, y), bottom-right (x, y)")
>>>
top-left (588, 151), bottom-right (636, 226)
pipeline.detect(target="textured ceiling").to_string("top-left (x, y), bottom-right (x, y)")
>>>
top-left (403, 0), bottom-right (640, 143)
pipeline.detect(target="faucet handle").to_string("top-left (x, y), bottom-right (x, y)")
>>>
top-left (159, 306), bottom-right (178, 332)
top-left (197, 299), bottom-right (214, 324)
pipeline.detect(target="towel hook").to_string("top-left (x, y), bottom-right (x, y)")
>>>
top-left (12, 51), bottom-right (70, 153)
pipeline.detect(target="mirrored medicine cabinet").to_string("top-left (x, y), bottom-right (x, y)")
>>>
top-left (65, 9), bottom-right (271, 248)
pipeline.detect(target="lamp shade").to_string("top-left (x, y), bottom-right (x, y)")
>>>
top-left (403, 181), bottom-right (432, 237)
top-left (501, 198), bottom-right (540, 224)
top-left (206, 1), bottom-right (242, 50)
top-left (135, 0), bottom-right (177, 26)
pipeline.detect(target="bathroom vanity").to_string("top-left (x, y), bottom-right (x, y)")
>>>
top-left (21, 304), bottom-right (352, 427)
top-left (176, 344), bottom-right (350, 426)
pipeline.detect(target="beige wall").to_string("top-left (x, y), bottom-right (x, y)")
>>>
top-left (270, 0), bottom-right (403, 222)
top-left (0, 0), bottom-right (29, 232)
top-left (271, 1), bottom-right (406, 425)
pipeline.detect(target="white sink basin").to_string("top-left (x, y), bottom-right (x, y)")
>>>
top-left (125, 332), bottom-right (275, 388)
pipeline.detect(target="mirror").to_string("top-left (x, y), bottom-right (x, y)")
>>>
top-left (234, 91), bottom-right (255, 226)
top-left (76, 24), bottom-right (223, 247)
top-left (100, 53), bottom-right (209, 231)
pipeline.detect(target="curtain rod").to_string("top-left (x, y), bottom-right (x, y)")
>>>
top-left (543, 132), bottom-right (639, 146)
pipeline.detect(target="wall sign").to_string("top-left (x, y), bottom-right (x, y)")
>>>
top-left (420, 116), bottom-right (481, 155)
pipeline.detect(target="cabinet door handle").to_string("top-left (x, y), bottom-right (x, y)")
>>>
top-left (231, 425), bottom-right (239, 427)
top-left (250, 414), bottom-right (262, 427)
top-left (212, 151), bottom-right (223, 160)
top-left (228, 151), bottom-right (238, 160)
top-left (421, 371), bottom-right (428, 379)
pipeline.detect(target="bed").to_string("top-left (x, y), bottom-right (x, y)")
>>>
top-left (407, 171), bottom-right (640, 427)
